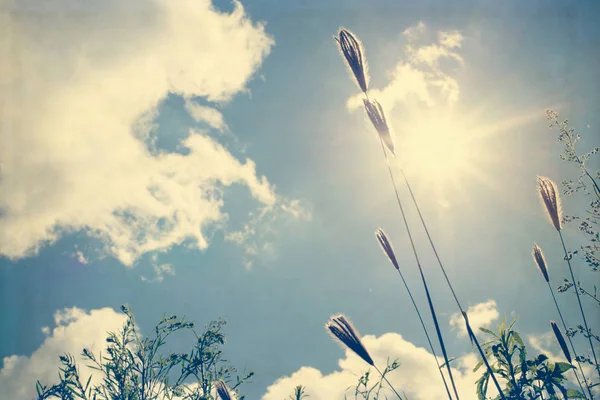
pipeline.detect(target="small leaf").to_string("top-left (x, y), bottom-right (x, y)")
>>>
top-left (566, 389), bottom-right (585, 398)
top-left (554, 362), bottom-right (573, 373)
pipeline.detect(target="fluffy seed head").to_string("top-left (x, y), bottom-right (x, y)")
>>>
top-left (326, 314), bottom-right (374, 366)
top-left (532, 244), bottom-right (550, 283)
top-left (550, 320), bottom-right (572, 363)
top-left (363, 98), bottom-right (395, 156)
top-left (537, 176), bottom-right (563, 231)
top-left (376, 228), bottom-right (399, 270)
top-left (214, 380), bottom-right (233, 400)
top-left (335, 28), bottom-right (369, 93)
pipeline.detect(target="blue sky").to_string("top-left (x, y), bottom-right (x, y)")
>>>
top-left (1, 0), bottom-right (599, 399)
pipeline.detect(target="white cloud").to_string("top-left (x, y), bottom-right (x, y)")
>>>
top-left (438, 30), bottom-right (464, 49)
top-left (0, 0), bottom-right (281, 266)
top-left (347, 22), bottom-right (463, 112)
top-left (0, 307), bottom-right (127, 400)
top-left (73, 250), bottom-right (88, 264)
top-left (449, 299), bottom-right (500, 337)
top-left (184, 99), bottom-right (227, 132)
top-left (262, 332), bottom-right (484, 400)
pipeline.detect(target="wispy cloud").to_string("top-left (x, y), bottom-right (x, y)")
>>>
top-left (347, 21), bottom-right (463, 111)
top-left (224, 199), bottom-right (312, 269)
top-left (141, 253), bottom-right (175, 282)
top-left (449, 299), bottom-right (500, 337)
top-left (184, 99), bottom-right (228, 132)
top-left (0, 0), bottom-right (281, 266)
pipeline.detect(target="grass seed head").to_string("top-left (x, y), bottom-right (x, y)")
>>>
top-left (214, 380), bottom-right (233, 400)
top-left (537, 176), bottom-right (563, 231)
top-left (550, 320), bottom-right (572, 363)
top-left (363, 98), bottom-right (395, 156)
top-left (326, 314), bottom-right (374, 366)
top-left (532, 244), bottom-right (550, 283)
top-left (335, 28), bottom-right (369, 94)
top-left (376, 228), bottom-right (399, 270)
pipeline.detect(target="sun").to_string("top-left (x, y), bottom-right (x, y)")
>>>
top-left (395, 109), bottom-right (485, 192)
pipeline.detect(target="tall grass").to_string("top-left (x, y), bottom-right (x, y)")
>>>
top-left (532, 244), bottom-right (591, 398)
top-left (331, 27), bottom-right (505, 400)
top-left (376, 228), bottom-right (454, 399)
top-left (537, 176), bottom-right (600, 381)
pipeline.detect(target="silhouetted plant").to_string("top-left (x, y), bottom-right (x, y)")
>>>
top-left (326, 314), bottom-right (404, 400)
top-left (475, 318), bottom-right (584, 400)
top-left (532, 244), bottom-right (591, 397)
top-left (536, 175), bottom-right (600, 381)
top-left (376, 228), bottom-right (453, 398)
top-left (545, 110), bottom-right (600, 382)
top-left (344, 359), bottom-right (401, 400)
top-left (287, 385), bottom-right (310, 400)
top-left (333, 26), bottom-right (504, 400)
top-left (34, 305), bottom-right (253, 400)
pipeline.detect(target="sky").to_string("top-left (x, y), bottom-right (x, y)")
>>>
top-left (1, 0), bottom-right (599, 399)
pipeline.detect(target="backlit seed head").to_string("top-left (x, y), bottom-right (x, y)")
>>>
top-left (364, 98), bottom-right (395, 156)
top-left (326, 314), bottom-right (374, 366)
top-left (335, 28), bottom-right (370, 94)
top-left (532, 244), bottom-right (550, 283)
top-left (537, 176), bottom-right (563, 231)
top-left (376, 228), bottom-right (399, 270)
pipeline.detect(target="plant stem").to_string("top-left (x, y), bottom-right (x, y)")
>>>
top-left (374, 364), bottom-right (404, 400)
top-left (394, 163), bottom-right (507, 400)
top-left (463, 316), bottom-right (507, 400)
top-left (547, 281), bottom-right (593, 399)
top-left (380, 139), bottom-right (457, 400)
top-left (558, 231), bottom-right (600, 379)
top-left (567, 280), bottom-right (600, 306)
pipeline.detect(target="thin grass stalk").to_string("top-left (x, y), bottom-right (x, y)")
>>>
top-left (534, 244), bottom-right (592, 398)
top-left (462, 310), bottom-right (506, 399)
top-left (558, 231), bottom-right (600, 379)
top-left (392, 164), bottom-right (507, 400)
top-left (376, 229), bottom-right (454, 400)
top-left (333, 26), bottom-right (503, 399)
top-left (547, 282), bottom-right (592, 399)
top-left (379, 139), bottom-right (459, 400)
top-left (373, 364), bottom-right (405, 400)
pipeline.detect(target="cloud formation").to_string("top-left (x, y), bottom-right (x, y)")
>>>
top-left (0, 0), bottom-right (279, 266)
top-left (449, 299), bottom-right (500, 337)
top-left (262, 332), bottom-right (483, 400)
top-left (0, 307), bottom-right (127, 400)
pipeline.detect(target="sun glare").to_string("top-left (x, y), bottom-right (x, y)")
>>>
top-left (397, 111), bottom-right (481, 190)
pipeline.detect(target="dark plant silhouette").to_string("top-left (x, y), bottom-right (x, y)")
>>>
top-left (475, 318), bottom-right (584, 400)
top-left (326, 314), bottom-right (404, 400)
top-left (34, 305), bottom-right (253, 400)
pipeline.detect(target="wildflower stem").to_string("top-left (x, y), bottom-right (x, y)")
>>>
top-left (373, 364), bottom-right (404, 400)
top-left (546, 281), bottom-right (592, 399)
top-left (558, 231), bottom-right (600, 379)
top-left (380, 138), bottom-right (458, 400)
